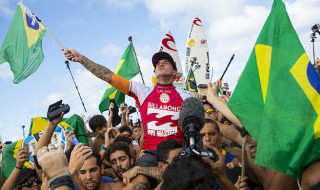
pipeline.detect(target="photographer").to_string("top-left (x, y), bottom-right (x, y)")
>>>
top-left (1, 147), bottom-right (42, 190)
top-left (160, 144), bottom-right (237, 190)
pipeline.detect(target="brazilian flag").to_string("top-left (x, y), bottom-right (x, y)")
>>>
top-left (0, 2), bottom-right (46, 83)
top-left (1, 114), bottom-right (88, 178)
top-left (228, 0), bottom-right (320, 178)
top-left (186, 69), bottom-right (198, 92)
top-left (98, 43), bottom-right (139, 113)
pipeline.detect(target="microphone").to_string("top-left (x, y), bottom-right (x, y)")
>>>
top-left (179, 97), bottom-right (204, 151)
top-left (311, 24), bottom-right (320, 34)
top-left (178, 97), bottom-right (218, 161)
top-left (178, 97), bottom-right (204, 131)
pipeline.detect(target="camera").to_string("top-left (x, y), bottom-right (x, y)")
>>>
top-left (222, 83), bottom-right (229, 95)
top-left (47, 100), bottom-right (70, 121)
top-left (178, 97), bottom-right (217, 162)
top-left (121, 103), bottom-right (128, 111)
top-left (109, 99), bottom-right (121, 126)
top-left (128, 106), bottom-right (137, 114)
top-left (179, 123), bottom-right (217, 162)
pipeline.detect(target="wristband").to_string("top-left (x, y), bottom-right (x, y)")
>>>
top-left (100, 144), bottom-right (108, 151)
top-left (15, 166), bottom-right (23, 169)
top-left (49, 174), bottom-right (74, 190)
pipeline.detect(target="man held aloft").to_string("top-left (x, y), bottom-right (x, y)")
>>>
top-left (64, 49), bottom-right (201, 187)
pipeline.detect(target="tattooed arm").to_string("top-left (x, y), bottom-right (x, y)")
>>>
top-left (64, 49), bottom-right (130, 94)
top-left (122, 166), bottom-right (162, 185)
top-left (132, 182), bottom-right (149, 190)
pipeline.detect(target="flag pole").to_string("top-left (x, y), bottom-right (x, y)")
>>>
top-left (38, 19), bottom-right (87, 112)
top-left (218, 54), bottom-right (235, 82)
top-left (65, 61), bottom-right (87, 113)
top-left (128, 36), bottom-right (145, 85)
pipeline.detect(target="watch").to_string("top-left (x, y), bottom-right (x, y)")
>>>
top-left (100, 144), bottom-right (108, 151)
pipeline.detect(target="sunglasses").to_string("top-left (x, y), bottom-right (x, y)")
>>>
top-left (120, 133), bottom-right (131, 137)
top-left (22, 177), bottom-right (41, 188)
top-left (205, 108), bottom-right (216, 115)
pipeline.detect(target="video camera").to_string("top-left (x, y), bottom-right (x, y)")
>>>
top-left (47, 100), bottom-right (70, 121)
top-left (178, 97), bottom-right (217, 161)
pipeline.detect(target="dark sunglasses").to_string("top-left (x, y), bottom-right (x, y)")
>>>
top-left (22, 177), bottom-right (41, 188)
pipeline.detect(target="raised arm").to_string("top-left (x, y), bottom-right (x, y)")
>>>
top-left (1, 148), bottom-right (30, 190)
top-left (35, 113), bottom-right (64, 153)
top-left (199, 82), bottom-right (243, 128)
top-left (64, 49), bottom-right (130, 94)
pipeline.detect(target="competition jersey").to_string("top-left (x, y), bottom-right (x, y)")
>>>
top-left (128, 81), bottom-right (194, 150)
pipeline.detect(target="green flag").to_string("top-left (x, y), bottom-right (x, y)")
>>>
top-left (228, 0), bottom-right (320, 178)
top-left (0, 2), bottom-right (46, 83)
top-left (1, 114), bottom-right (88, 178)
top-left (98, 43), bottom-right (139, 113)
top-left (186, 69), bottom-right (198, 92)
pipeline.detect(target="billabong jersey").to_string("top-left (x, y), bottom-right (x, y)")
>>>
top-left (128, 82), bottom-right (194, 150)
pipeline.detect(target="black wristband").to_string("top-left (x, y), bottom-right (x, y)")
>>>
top-left (49, 175), bottom-right (74, 190)
top-left (15, 166), bottom-right (23, 169)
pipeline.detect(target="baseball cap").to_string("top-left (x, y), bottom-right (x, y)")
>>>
top-left (15, 168), bottom-right (38, 187)
top-left (152, 52), bottom-right (177, 70)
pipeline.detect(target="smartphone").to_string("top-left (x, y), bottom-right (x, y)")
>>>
top-left (22, 142), bottom-right (29, 152)
top-left (109, 129), bottom-right (116, 138)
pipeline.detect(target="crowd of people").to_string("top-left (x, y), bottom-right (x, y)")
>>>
top-left (0, 50), bottom-right (320, 190)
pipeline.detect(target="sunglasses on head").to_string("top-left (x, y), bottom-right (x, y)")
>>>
top-left (205, 108), bottom-right (216, 115)
top-left (22, 177), bottom-right (41, 188)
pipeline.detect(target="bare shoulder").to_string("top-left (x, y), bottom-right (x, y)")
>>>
top-left (262, 168), bottom-right (298, 190)
top-left (111, 181), bottom-right (125, 189)
top-left (93, 137), bottom-right (104, 151)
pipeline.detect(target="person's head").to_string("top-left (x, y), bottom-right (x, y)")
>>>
top-left (152, 52), bottom-right (177, 83)
top-left (203, 101), bottom-right (217, 121)
top-left (200, 119), bottom-right (222, 150)
top-left (301, 161), bottom-right (320, 190)
top-left (246, 133), bottom-right (257, 159)
top-left (315, 66), bottom-right (320, 76)
top-left (106, 142), bottom-right (134, 179)
top-left (15, 168), bottom-right (42, 190)
top-left (156, 139), bottom-right (183, 173)
top-left (119, 126), bottom-right (132, 137)
top-left (77, 150), bottom-right (103, 190)
top-left (161, 156), bottom-right (217, 190)
top-left (132, 125), bottom-right (142, 141)
top-left (89, 115), bottom-right (107, 136)
top-left (113, 136), bottom-right (137, 161)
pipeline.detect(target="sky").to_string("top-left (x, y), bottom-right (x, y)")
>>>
top-left (0, 0), bottom-right (319, 142)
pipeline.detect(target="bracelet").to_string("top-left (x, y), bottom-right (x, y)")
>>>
top-left (49, 174), bottom-right (74, 190)
top-left (15, 166), bottom-right (23, 169)
top-left (100, 144), bottom-right (108, 151)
